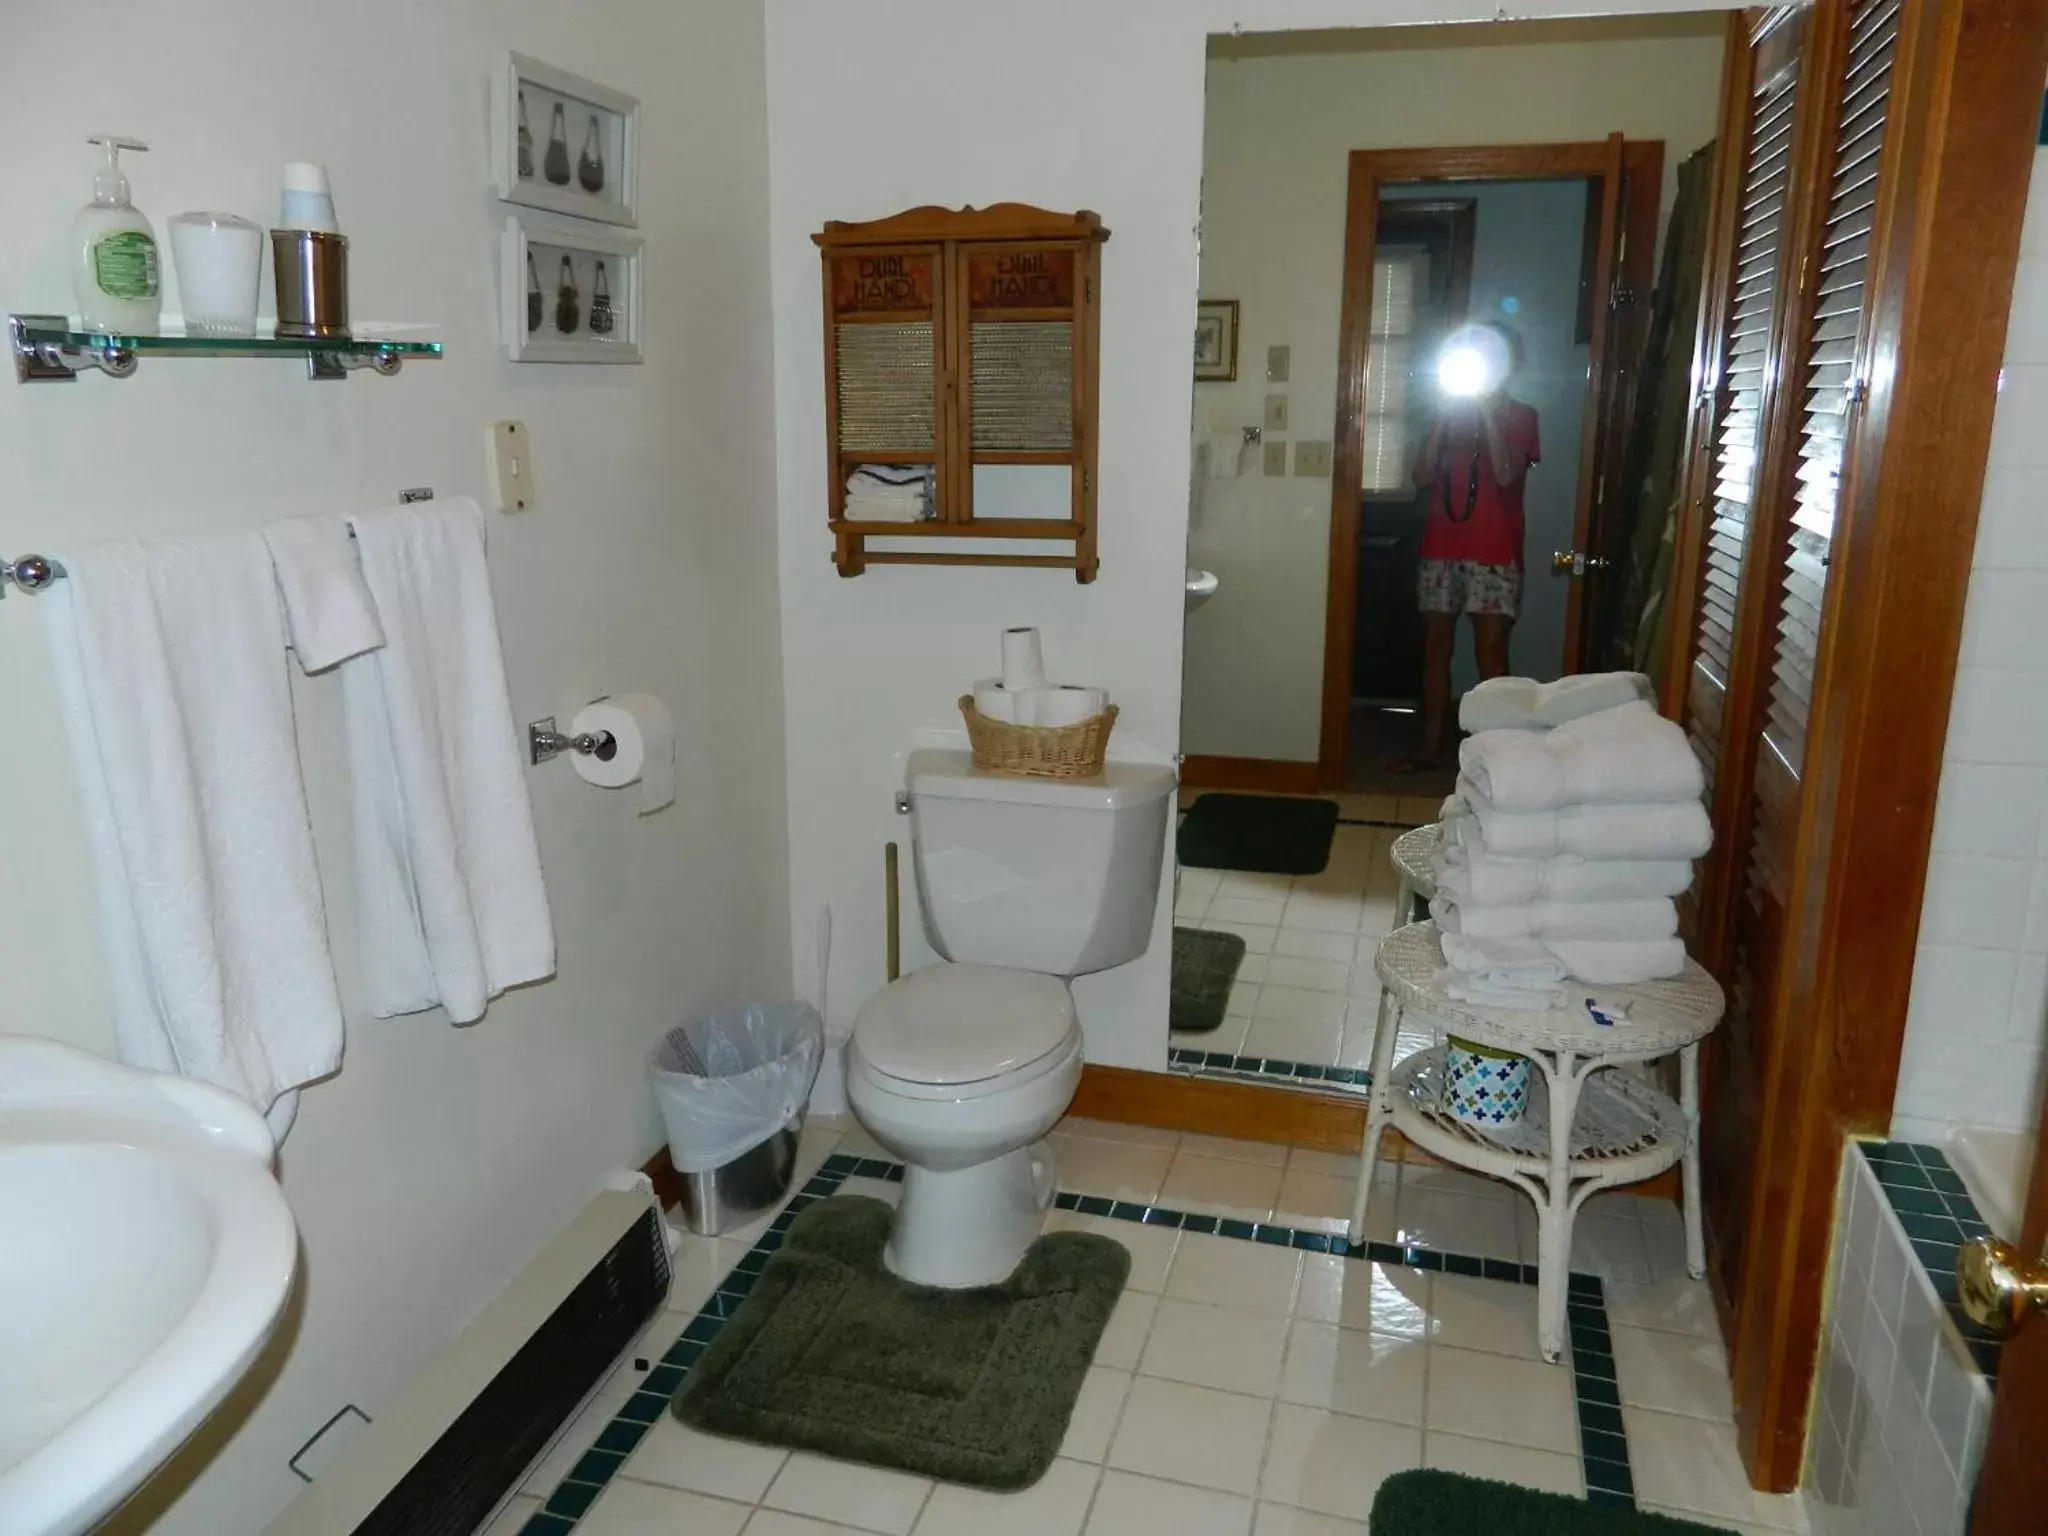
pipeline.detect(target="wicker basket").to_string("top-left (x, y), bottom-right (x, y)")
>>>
top-left (958, 695), bottom-right (1118, 779)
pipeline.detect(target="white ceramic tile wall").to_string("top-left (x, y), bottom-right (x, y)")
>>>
top-left (1892, 146), bottom-right (2048, 1143)
top-left (1805, 1152), bottom-right (1994, 1536)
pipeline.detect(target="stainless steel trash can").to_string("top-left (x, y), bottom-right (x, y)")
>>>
top-left (675, 1112), bottom-right (804, 1236)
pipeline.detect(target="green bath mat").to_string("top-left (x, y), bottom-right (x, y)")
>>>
top-left (1371, 1470), bottom-right (1732, 1533)
top-left (1172, 925), bottom-right (1247, 1033)
top-left (1177, 792), bottom-right (1340, 875)
top-left (670, 1196), bottom-right (1129, 1490)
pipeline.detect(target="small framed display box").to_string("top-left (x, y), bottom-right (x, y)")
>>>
top-left (500, 214), bottom-right (643, 364)
top-left (814, 204), bottom-right (1109, 581)
top-left (494, 52), bottom-right (639, 228)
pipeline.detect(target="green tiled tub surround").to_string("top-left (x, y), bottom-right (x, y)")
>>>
top-left (522, 1150), bottom-right (1636, 1532)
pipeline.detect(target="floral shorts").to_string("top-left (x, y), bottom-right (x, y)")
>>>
top-left (1417, 558), bottom-right (1521, 618)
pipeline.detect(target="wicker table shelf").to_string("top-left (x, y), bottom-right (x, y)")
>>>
top-left (1350, 921), bottom-right (1726, 1361)
top-left (1389, 823), bottom-right (1442, 924)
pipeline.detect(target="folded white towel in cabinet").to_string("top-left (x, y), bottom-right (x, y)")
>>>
top-left (1430, 895), bottom-right (1679, 941)
top-left (1432, 847), bottom-right (1695, 904)
top-left (1451, 780), bottom-right (1713, 861)
top-left (1459, 671), bottom-right (1654, 734)
top-left (341, 497), bottom-right (555, 1022)
top-left (1546, 936), bottom-right (1688, 984)
top-left (260, 513), bottom-right (385, 671)
top-left (41, 528), bottom-right (346, 1140)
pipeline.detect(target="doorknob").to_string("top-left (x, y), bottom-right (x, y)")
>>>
top-left (1550, 550), bottom-right (1610, 577)
top-left (1957, 1237), bottom-right (2048, 1335)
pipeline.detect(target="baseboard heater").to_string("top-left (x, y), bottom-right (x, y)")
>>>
top-left (267, 1187), bottom-right (672, 1536)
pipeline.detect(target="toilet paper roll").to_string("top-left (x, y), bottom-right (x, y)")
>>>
top-left (1000, 627), bottom-right (1046, 691)
top-left (569, 693), bottom-right (676, 815)
top-left (1030, 684), bottom-right (1107, 727)
top-left (972, 678), bottom-right (1018, 724)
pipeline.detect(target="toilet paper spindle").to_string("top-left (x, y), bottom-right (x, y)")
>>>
top-left (528, 717), bottom-right (617, 766)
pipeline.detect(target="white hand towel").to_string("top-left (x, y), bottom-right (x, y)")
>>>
top-left (40, 529), bottom-right (345, 1135)
top-left (1458, 671), bottom-right (1652, 733)
top-left (1457, 779), bottom-right (1713, 861)
top-left (1431, 848), bottom-right (1695, 905)
top-left (260, 514), bottom-right (385, 671)
top-left (1429, 896), bottom-right (1679, 941)
top-left (341, 497), bottom-right (554, 1021)
top-left (1436, 931), bottom-right (1568, 1009)
top-left (1458, 702), bottom-right (1703, 812)
top-left (1546, 937), bottom-right (1688, 984)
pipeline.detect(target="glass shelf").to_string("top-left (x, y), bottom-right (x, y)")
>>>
top-left (10, 314), bottom-right (442, 383)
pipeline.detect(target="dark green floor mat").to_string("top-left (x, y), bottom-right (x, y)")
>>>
top-left (1171, 926), bottom-right (1247, 1033)
top-left (670, 1196), bottom-right (1128, 1490)
top-left (1177, 792), bottom-right (1340, 875)
top-left (1371, 1470), bottom-right (1733, 1533)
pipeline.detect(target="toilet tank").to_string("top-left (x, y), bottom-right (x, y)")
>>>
top-left (906, 748), bottom-right (1176, 976)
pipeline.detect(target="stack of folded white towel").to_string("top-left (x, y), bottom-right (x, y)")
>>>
top-left (843, 464), bottom-right (934, 522)
top-left (1429, 673), bottom-right (1712, 1009)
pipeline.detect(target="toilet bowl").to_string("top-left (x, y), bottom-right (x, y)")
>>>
top-left (846, 749), bottom-right (1176, 1289)
top-left (848, 963), bottom-right (1082, 1287)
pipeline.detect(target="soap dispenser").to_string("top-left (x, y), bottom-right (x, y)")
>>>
top-left (72, 136), bottom-right (162, 335)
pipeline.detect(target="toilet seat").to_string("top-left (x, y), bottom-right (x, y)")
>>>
top-left (851, 963), bottom-right (1078, 1101)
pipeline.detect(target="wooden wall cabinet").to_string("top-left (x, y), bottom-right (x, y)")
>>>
top-left (813, 204), bottom-right (1108, 580)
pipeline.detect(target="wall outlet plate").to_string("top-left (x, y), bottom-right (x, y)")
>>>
top-left (1266, 344), bottom-right (1290, 383)
top-left (490, 420), bottom-right (534, 512)
top-left (1295, 439), bottom-right (1332, 476)
top-left (1263, 393), bottom-right (1289, 433)
top-left (1263, 440), bottom-right (1288, 476)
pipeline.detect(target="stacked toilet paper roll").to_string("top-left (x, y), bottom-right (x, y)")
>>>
top-left (970, 629), bottom-right (1109, 727)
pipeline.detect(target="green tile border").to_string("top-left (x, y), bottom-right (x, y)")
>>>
top-left (1168, 1044), bottom-right (1372, 1090)
top-left (1855, 1139), bottom-right (2002, 1378)
top-left (521, 1149), bottom-right (1633, 1531)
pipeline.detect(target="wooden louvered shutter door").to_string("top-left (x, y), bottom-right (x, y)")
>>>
top-left (1685, 16), bottom-right (1806, 808)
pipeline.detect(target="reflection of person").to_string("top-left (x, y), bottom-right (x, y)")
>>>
top-left (1400, 323), bottom-right (1539, 769)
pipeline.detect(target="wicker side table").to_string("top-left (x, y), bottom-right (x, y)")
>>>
top-left (1389, 822), bottom-right (1442, 926)
top-left (1349, 921), bottom-right (1726, 1361)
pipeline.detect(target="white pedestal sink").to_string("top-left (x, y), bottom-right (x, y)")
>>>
top-left (1185, 568), bottom-right (1219, 611)
top-left (0, 1039), bottom-right (298, 1536)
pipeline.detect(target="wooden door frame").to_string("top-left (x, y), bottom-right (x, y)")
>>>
top-left (1657, 0), bottom-right (2048, 1491)
top-left (1319, 140), bottom-right (1664, 787)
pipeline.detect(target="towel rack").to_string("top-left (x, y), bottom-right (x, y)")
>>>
top-left (2, 555), bottom-right (61, 594)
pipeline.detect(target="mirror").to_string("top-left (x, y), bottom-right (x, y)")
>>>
top-left (1172, 13), bottom-right (1730, 1087)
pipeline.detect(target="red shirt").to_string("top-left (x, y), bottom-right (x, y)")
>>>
top-left (1416, 401), bottom-right (1540, 568)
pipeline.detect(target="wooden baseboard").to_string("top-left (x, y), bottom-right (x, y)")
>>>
top-left (641, 1145), bottom-right (683, 1212)
top-left (1179, 755), bottom-right (1322, 795)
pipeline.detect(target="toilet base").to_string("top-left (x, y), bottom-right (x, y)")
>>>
top-left (883, 1142), bottom-right (1056, 1288)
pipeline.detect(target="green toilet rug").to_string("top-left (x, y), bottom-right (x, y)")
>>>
top-left (1177, 792), bottom-right (1341, 875)
top-left (670, 1196), bottom-right (1129, 1490)
top-left (1371, 1470), bottom-right (1734, 1533)
top-left (1171, 925), bottom-right (1248, 1033)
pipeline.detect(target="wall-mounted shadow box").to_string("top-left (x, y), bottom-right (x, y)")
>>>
top-left (813, 204), bottom-right (1108, 581)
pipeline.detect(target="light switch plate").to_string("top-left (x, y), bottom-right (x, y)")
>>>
top-left (1263, 440), bottom-right (1288, 476)
top-left (1263, 393), bottom-right (1290, 433)
top-left (1266, 344), bottom-right (1291, 383)
top-left (490, 420), bottom-right (534, 512)
top-left (1295, 439), bottom-right (1332, 476)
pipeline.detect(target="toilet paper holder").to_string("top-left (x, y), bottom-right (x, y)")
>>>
top-left (528, 716), bottom-right (618, 766)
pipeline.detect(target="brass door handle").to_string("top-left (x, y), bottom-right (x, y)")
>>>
top-left (1957, 1237), bottom-right (2048, 1335)
top-left (1550, 550), bottom-right (1611, 577)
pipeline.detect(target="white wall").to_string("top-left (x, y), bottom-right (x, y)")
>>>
top-left (1183, 21), bottom-right (1726, 762)
top-left (764, 0), bottom-right (1732, 1075)
top-left (0, 3), bottom-right (785, 1529)
top-left (1891, 146), bottom-right (2048, 1147)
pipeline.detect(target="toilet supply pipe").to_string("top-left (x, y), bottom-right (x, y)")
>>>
top-left (885, 842), bottom-right (902, 983)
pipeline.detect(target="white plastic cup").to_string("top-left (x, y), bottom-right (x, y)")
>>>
top-left (168, 212), bottom-right (263, 337)
top-left (278, 161), bottom-right (339, 234)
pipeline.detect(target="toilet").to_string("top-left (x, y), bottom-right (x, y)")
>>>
top-left (847, 748), bottom-right (1175, 1287)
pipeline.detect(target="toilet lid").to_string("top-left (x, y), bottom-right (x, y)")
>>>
top-left (853, 964), bottom-right (1076, 1086)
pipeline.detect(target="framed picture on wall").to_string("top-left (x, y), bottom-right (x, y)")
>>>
top-left (493, 52), bottom-right (640, 227)
top-left (1194, 299), bottom-right (1240, 382)
top-left (500, 214), bottom-right (644, 363)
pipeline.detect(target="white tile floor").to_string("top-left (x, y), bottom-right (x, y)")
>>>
top-left (495, 1116), bottom-right (1812, 1536)
top-left (1173, 808), bottom-right (1441, 1074)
